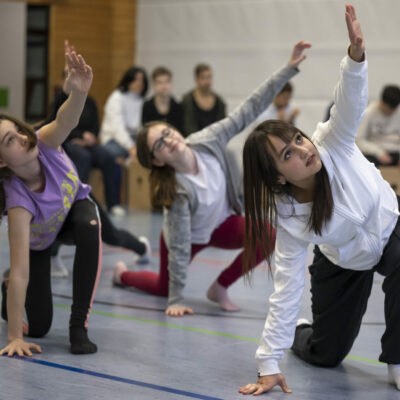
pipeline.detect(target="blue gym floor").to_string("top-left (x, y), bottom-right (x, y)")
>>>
top-left (0, 210), bottom-right (397, 399)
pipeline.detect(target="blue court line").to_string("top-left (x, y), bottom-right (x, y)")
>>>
top-left (4, 355), bottom-right (224, 400)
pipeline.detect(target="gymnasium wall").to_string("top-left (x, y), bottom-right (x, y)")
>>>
top-left (135, 0), bottom-right (400, 135)
top-left (48, 0), bottom-right (137, 117)
top-left (0, 0), bottom-right (137, 119)
top-left (0, 1), bottom-right (26, 118)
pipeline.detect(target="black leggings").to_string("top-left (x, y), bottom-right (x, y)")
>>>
top-left (292, 197), bottom-right (400, 366)
top-left (51, 194), bottom-right (145, 257)
top-left (26, 197), bottom-right (102, 337)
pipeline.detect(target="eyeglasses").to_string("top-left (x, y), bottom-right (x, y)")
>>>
top-left (150, 128), bottom-right (171, 158)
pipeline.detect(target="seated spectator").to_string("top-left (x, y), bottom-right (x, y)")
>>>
top-left (256, 82), bottom-right (300, 125)
top-left (43, 70), bottom-right (121, 215)
top-left (181, 63), bottom-right (226, 136)
top-left (100, 67), bottom-right (148, 159)
top-left (142, 67), bottom-right (183, 132)
top-left (357, 84), bottom-right (400, 166)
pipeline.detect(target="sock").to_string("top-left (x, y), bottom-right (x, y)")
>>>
top-left (69, 326), bottom-right (97, 355)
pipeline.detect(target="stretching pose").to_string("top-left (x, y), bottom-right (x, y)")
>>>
top-left (239, 5), bottom-right (400, 395)
top-left (112, 41), bottom-right (311, 316)
top-left (0, 44), bottom-right (100, 357)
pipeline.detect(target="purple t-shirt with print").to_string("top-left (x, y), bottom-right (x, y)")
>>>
top-left (3, 135), bottom-right (91, 250)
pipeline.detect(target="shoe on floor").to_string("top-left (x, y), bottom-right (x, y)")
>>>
top-left (135, 236), bottom-right (151, 265)
top-left (388, 364), bottom-right (400, 390)
top-left (296, 318), bottom-right (311, 327)
top-left (113, 261), bottom-right (128, 286)
top-left (110, 205), bottom-right (127, 217)
top-left (51, 254), bottom-right (69, 278)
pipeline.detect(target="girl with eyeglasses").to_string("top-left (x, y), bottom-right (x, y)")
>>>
top-left (239, 5), bottom-right (400, 395)
top-left (112, 41), bottom-right (310, 317)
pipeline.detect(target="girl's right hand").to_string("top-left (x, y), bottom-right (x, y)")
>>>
top-left (165, 304), bottom-right (194, 317)
top-left (238, 373), bottom-right (292, 395)
top-left (0, 338), bottom-right (42, 357)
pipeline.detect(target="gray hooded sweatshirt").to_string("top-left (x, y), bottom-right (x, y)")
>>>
top-left (163, 64), bottom-right (299, 306)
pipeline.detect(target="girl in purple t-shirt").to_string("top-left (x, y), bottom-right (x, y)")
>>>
top-left (0, 42), bottom-right (101, 357)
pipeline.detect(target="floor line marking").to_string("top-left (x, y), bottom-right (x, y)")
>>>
top-left (53, 303), bottom-right (385, 366)
top-left (52, 293), bottom-right (267, 320)
top-left (2, 355), bottom-right (224, 400)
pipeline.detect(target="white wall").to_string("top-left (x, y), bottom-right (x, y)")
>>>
top-left (136, 0), bottom-right (400, 135)
top-left (0, 1), bottom-right (26, 118)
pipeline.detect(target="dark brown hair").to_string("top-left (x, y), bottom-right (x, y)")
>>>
top-left (194, 63), bottom-right (211, 78)
top-left (117, 66), bottom-right (148, 97)
top-left (136, 121), bottom-right (178, 209)
top-left (152, 66), bottom-right (172, 81)
top-left (0, 114), bottom-right (38, 222)
top-left (243, 120), bottom-right (333, 277)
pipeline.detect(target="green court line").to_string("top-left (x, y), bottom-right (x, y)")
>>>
top-left (54, 303), bottom-right (258, 342)
top-left (54, 303), bottom-right (385, 366)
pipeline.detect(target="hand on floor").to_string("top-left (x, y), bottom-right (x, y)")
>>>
top-left (165, 304), bottom-right (194, 317)
top-left (238, 373), bottom-right (292, 395)
top-left (0, 338), bottom-right (42, 357)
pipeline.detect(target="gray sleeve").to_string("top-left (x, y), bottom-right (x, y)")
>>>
top-left (188, 64), bottom-right (299, 148)
top-left (163, 194), bottom-right (192, 306)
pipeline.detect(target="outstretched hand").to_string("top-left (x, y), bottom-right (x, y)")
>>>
top-left (63, 40), bottom-right (93, 94)
top-left (238, 374), bottom-right (292, 396)
top-left (288, 41), bottom-right (312, 69)
top-left (345, 4), bottom-right (365, 62)
top-left (165, 304), bottom-right (194, 317)
top-left (0, 338), bottom-right (42, 357)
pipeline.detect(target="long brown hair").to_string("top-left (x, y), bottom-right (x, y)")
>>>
top-left (136, 121), bottom-right (178, 209)
top-left (0, 114), bottom-right (38, 222)
top-left (243, 120), bottom-right (333, 276)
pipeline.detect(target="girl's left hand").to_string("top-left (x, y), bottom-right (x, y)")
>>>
top-left (345, 4), bottom-right (365, 62)
top-left (63, 40), bottom-right (93, 94)
top-left (288, 41), bottom-right (312, 69)
top-left (165, 304), bottom-right (194, 317)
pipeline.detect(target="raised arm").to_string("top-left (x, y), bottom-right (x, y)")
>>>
top-left (39, 40), bottom-right (93, 149)
top-left (188, 41), bottom-right (311, 148)
top-left (317, 4), bottom-right (367, 151)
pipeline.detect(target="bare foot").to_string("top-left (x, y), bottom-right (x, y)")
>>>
top-left (206, 280), bottom-right (240, 312)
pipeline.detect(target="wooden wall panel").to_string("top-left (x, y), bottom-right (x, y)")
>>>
top-left (8, 0), bottom-right (137, 118)
top-left (46, 0), bottom-right (137, 118)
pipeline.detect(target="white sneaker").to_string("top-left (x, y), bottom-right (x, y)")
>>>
top-left (51, 254), bottom-right (69, 278)
top-left (110, 205), bottom-right (127, 217)
top-left (297, 318), bottom-right (311, 327)
top-left (135, 236), bottom-right (151, 265)
top-left (113, 261), bottom-right (128, 286)
top-left (388, 364), bottom-right (400, 390)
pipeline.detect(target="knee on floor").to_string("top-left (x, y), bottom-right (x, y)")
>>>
top-left (27, 322), bottom-right (51, 338)
top-left (315, 350), bottom-right (347, 368)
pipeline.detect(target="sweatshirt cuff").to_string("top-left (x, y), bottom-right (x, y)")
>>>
top-left (345, 51), bottom-right (367, 71)
top-left (257, 358), bottom-right (281, 376)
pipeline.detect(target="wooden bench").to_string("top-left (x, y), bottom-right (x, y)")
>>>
top-left (379, 166), bottom-right (400, 195)
top-left (88, 160), bottom-right (151, 211)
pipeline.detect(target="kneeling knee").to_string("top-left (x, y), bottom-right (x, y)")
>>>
top-left (316, 351), bottom-right (347, 368)
top-left (27, 323), bottom-right (51, 338)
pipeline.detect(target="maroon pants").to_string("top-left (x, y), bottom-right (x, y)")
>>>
top-left (120, 215), bottom-right (272, 296)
